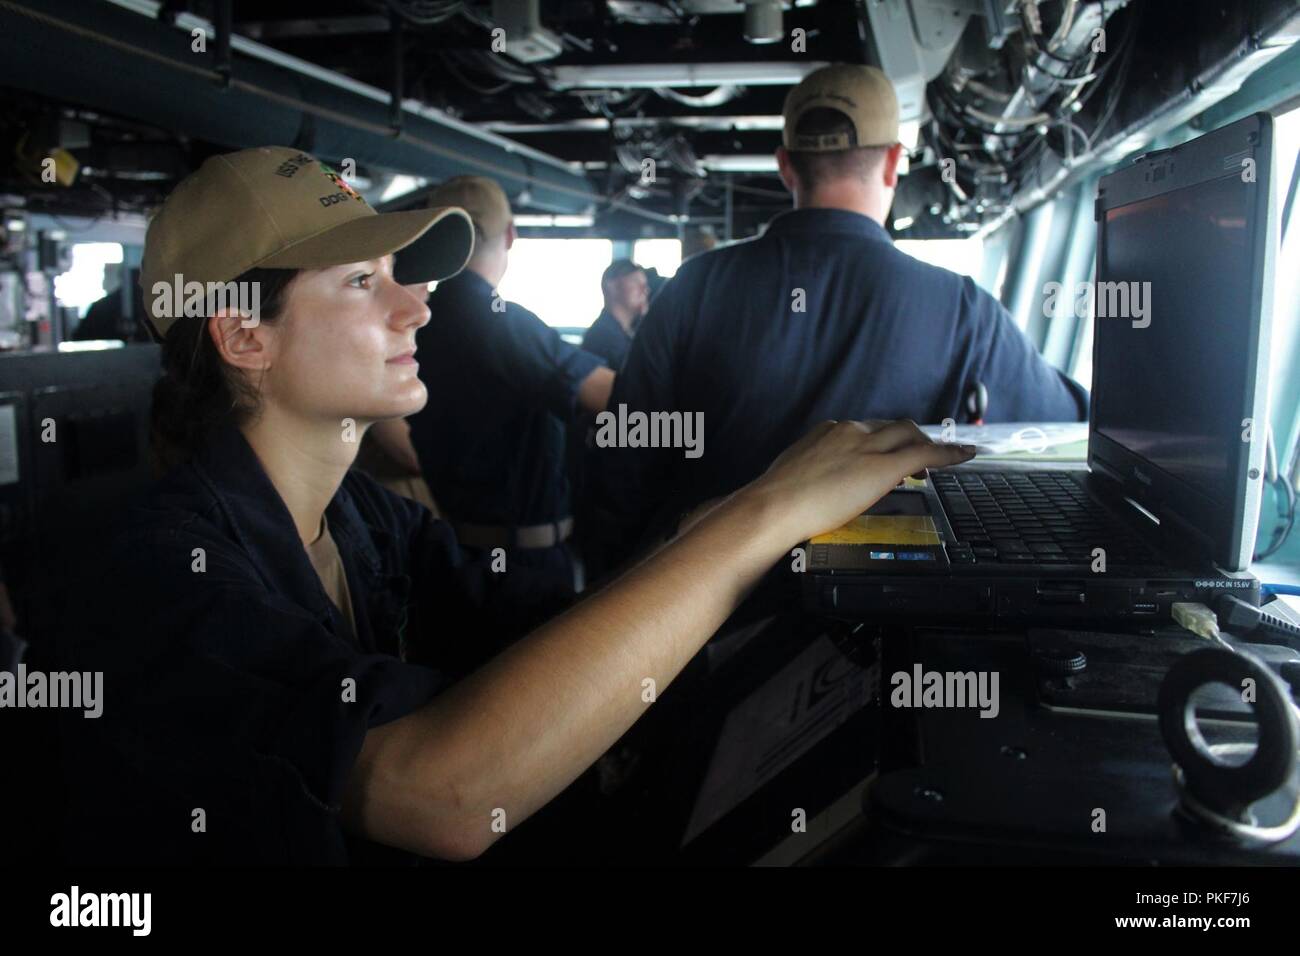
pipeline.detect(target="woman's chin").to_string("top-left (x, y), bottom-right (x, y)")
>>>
top-left (387, 385), bottom-right (428, 418)
top-left (338, 382), bottom-right (426, 423)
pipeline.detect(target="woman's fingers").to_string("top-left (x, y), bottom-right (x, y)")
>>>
top-left (752, 418), bottom-right (977, 549)
top-left (855, 419), bottom-right (930, 453)
top-left (774, 418), bottom-right (976, 486)
top-left (843, 419), bottom-right (893, 436)
top-left (892, 440), bottom-right (977, 478)
top-left (845, 419), bottom-right (974, 472)
top-left (799, 419), bottom-right (975, 480)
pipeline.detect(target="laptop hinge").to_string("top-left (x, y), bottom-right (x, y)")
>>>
top-left (1092, 472), bottom-right (1216, 563)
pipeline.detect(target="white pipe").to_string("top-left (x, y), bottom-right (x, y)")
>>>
top-left (701, 155), bottom-right (780, 172)
top-left (549, 62), bottom-right (828, 89)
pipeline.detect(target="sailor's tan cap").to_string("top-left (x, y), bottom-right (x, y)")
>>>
top-left (425, 176), bottom-right (512, 241)
top-left (782, 64), bottom-right (900, 152)
top-left (393, 175), bottom-right (513, 285)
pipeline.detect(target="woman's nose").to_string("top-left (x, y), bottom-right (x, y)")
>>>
top-left (389, 276), bottom-right (431, 327)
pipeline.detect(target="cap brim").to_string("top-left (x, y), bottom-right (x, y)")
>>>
top-left (258, 205), bottom-right (474, 283)
top-left (392, 206), bottom-right (478, 285)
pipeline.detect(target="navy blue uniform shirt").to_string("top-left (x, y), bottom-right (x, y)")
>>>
top-left (58, 424), bottom-right (506, 865)
top-left (408, 270), bottom-right (603, 527)
top-left (581, 309), bottom-right (634, 371)
top-left (591, 207), bottom-right (1089, 552)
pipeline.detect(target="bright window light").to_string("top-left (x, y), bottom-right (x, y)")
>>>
top-left (496, 238), bottom-right (613, 329)
top-left (1267, 103), bottom-right (1300, 474)
top-left (1071, 306), bottom-right (1096, 391)
top-left (379, 174), bottom-right (426, 203)
top-left (895, 238), bottom-right (986, 281)
top-left (53, 242), bottom-right (123, 314)
top-left (633, 238), bottom-right (682, 278)
top-left (513, 215), bottom-right (595, 227)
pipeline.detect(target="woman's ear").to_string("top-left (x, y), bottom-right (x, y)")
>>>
top-left (208, 310), bottom-right (273, 373)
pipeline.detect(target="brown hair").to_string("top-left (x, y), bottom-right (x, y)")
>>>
top-left (601, 258), bottom-right (645, 289)
top-left (149, 267), bottom-right (299, 472)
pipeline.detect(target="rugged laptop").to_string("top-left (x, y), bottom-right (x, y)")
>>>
top-left (804, 113), bottom-right (1276, 626)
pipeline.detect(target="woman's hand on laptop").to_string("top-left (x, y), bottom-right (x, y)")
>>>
top-left (745, 419), bottom-right (976, 548)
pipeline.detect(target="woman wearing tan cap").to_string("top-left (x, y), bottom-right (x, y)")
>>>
top-left (59, 146), bottom-right (974, 864)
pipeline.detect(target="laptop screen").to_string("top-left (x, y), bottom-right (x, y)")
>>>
top-left (1093, 172), bottom-right (1252, 508)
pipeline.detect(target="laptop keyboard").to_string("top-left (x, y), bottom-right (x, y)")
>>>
top-left (931, 471), bottom-right (1161, 567)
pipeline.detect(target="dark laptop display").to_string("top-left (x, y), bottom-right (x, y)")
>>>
top-left (1091, 137), bottom-right (1275, 570)
top-left (1095, 175), bottom-right (1251, 504)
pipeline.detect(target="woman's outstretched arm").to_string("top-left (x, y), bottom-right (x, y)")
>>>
top-left (342, 420), bottom-right (974, 860)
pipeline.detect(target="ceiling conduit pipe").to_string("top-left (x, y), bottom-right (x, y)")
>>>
top-left (0, 0), bottom-right (600, 215)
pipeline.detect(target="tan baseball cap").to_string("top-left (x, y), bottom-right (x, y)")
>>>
top-left (425, 176), bottom-right (512, 241)
top-left (782, 64), bottom-right (900, 152)
top-left (140, 146), bottom-right (474, 337)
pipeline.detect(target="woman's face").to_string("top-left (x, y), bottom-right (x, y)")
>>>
top-left (261, 256), bottom-right (431, 425)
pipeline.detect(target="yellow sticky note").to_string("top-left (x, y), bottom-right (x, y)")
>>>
top-left (811, 514), bottom-right (942, 546)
